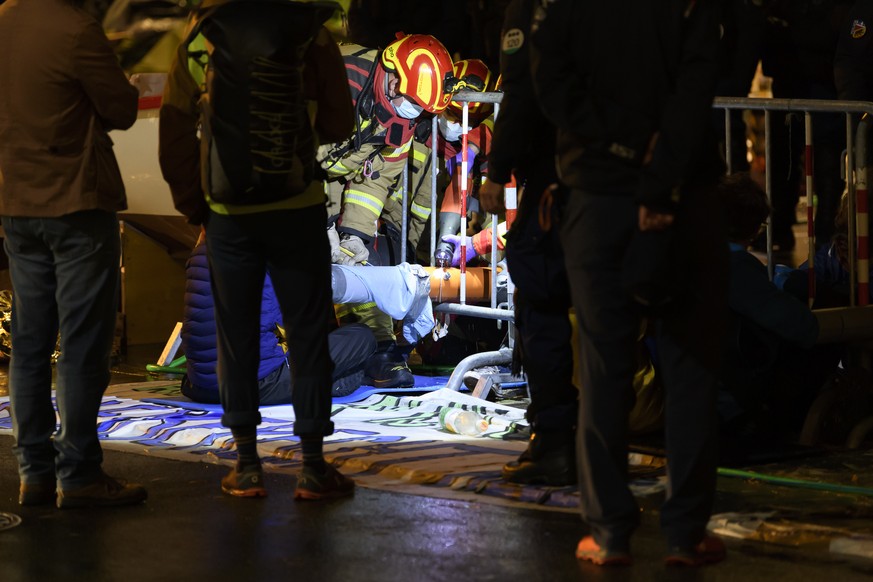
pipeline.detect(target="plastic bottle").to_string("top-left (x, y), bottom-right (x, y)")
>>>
top-left (439, 408), bottom-right (489, 436)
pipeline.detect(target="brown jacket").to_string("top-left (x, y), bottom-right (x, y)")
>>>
top-left (0, 0), bottom-right (138, 217)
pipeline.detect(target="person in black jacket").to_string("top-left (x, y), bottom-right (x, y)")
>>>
top-left (530, 0), bottom-right (729, 567)
top-left (834, 0), bottom-right (873, 101)
top-left (478, 0), bottom-right (576, 487)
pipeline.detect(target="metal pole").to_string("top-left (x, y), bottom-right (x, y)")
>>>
top-left (856, 117), bottom-right (870, 307)
top-left (401, 162), bottom-right (408, 264)
top-left (725, 108), bottom-right (732, 175)
top-left (847, 113), bottom-right (857, 307)
top-left (459, 102), bottom-right (469, 304)
top-left (804, 112), bottom-right (815, 307)
top-left (430, 115), bottom-right (439, 267)
top-left (765, 109), bottom-right (774, 280)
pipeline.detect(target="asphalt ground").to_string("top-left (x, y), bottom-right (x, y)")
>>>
top-left (2, 347), bottom-right (873, 581)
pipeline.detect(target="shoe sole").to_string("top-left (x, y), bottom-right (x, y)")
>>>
top-left (576, 552), bottom-right (633, 566)
top-left (293, 487), bottom-right (354, 501)
top-left (364, 378), bottom-right (414, 389)
top-left (221, 485), bottom-right (267, 498)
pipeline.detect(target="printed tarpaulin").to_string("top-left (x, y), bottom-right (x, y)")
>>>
top-left (0, 386), bottom-right (667, 512)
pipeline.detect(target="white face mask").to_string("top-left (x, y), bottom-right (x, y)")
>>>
top-left (438, 116), bottom-right (463, 142)
top-left (393, 97), bottom-right (424, 120)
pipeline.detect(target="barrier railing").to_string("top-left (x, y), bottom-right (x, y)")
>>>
top-left (714, 97), bottom-right (873, 311)
top-left (393, 95), bottom-right (873, 389)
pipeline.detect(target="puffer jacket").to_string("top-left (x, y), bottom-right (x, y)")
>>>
top-left (182, 239), bottom-right (287, 392)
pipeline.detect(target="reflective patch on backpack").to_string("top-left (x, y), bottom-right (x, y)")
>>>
top-left (197, 1), bottom-right (335, 206)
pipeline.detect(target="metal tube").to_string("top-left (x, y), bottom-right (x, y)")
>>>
top-left (725, 108), bottom-right (732, 175)
top-left (434, 303), bottom-right (515, 321)
top-left (401, 162), bottom-right (408, 264)
top-left (804, 112), bottom-right (815, 307)
top-left (856, 117), bottom-right (871, 306)
top-left (848, 113), bottom-right (857, 306)
top-left (765, 109), bottom-right (774, 280)
top-left (430, 115), bottom-right (438, 267)
top-left (714, 97), bottom-right (873, 116)
top-left (814, 306), bottom-right (873, 343)
top-left (459, 102), bottom-right (469, 304)
top-left (443, 347), bottom-right (513, 392)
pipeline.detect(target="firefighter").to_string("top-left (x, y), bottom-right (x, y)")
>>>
top-left (380, 58), bottom-right (497, 266)
top-left (318, 32), bottom-right (454, 387)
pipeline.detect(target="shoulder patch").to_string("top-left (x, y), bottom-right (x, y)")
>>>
top-left (502, 28), bottom-right (524, 54)
top-left (852, 19), bottom-right (867, 39)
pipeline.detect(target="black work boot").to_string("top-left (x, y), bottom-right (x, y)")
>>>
top-left (501, 429), bottom-right (577, 486)
top-left (364, 349), bottom-right (414, 388)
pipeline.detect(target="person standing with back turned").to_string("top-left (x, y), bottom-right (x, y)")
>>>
top-left (531, 0), bottom-right (730, 567)
top-left (160, 0), bottom-right (356, 500)
top-left (0, 0), bottom-right (147, 508)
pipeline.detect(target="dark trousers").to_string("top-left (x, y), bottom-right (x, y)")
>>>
top-left (205, 205), bottom-right (335, 437)
top-left (506, 177), bottom-right (576, 431)
top-left (560, 192), bottom-right (719, 550)
top-left (182, 322), bottom-right (376, 406)
top-left (259, 323), bottom-right (376, 405)
top-left (3, 210), bottom-right (120, 488)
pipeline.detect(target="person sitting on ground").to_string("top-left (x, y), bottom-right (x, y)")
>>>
top-left (182, 232), bottom-right (434, 404)
top-left (717, 172), bottom-right (842, 438)
top-left (778, 189), bottom-right (873, 307)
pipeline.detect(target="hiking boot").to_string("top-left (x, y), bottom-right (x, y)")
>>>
top-left (294, 464), bottom-right (355, 501)
top-left (364, 350), bottom-right (414, 388)
top-left (57, 472), bottom-right (147, 509)
top-left (221, 465), bottom-right (268, 498)
top-left (665, 535), bottom-right (726, 567)
top-left (332, 369), bottom-right (366, 398)
top-left (501, 429), bottom-right (576, 486)
top-left (576, 536), bottom-right (632, 566)
top-left (19, 480), bottom-right (56, 506)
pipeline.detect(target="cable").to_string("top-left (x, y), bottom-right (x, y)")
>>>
top-left (717, 467), bottom-right (873, 497)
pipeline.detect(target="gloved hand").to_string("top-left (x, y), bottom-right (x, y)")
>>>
top-left (338, 233), bottom-right (369, 266)
top-left (327, 223), bottom-right (344, 264)
top-left (440, 234), bottom-right (476, 267)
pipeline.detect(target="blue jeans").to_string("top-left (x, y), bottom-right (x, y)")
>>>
top-left (3, 210), bottom-right (120, 488)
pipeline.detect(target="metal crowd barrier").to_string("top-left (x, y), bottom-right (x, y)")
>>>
top-left (405, 90), bottom-right (512, 391)
top-left (394, 95), bottom-right (873, 389)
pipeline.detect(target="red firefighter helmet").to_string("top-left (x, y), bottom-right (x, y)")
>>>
top-left (446, 59), bottom-right (495, 125)
top-left (381, 34), bottom-right (455, 114)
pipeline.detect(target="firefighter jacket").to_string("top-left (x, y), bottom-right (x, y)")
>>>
top-left (317, 43), bottom-right (418, 242)
top-left (382, 118), bottom-right (493, 249)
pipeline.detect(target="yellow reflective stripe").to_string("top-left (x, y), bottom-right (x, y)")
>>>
top-left (388, 189), bottom-right (402, 202)
top-left (345, 189), bottom-right (384, 216)
top-left (382, 141), bottom-right (412, 161)
top-left (326, 160), bottom-right (354, 177)
top-left (411, 201), bottom-right (431, 220)
top-left (411, 147), bottom-right (428, 163)
top-left (335, 302), bottom-right (378, 319)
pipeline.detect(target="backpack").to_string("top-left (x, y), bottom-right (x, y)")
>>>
top-left (191, 0), bottom-right (339, 205)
